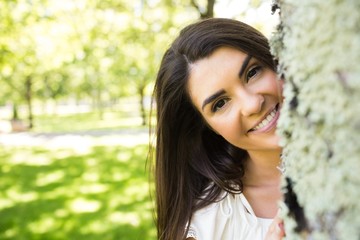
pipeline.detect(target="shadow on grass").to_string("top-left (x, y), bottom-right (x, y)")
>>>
top-left (0, 144), bottom-right (156, 240)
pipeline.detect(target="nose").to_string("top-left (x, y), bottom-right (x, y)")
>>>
top-left (237, 89), bottom-right (264, 117)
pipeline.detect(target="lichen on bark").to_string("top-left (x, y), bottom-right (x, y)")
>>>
top-left (270, 0), bottom-right (360, 239)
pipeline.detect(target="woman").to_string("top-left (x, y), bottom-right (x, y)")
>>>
top-left (152, 18), bottom-right (285, 240)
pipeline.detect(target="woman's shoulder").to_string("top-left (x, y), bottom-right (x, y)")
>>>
top-left (187, 192), bottom-right (241, 239)
top-left (194, 191), bottom-right (246, 219)
top-left (187, 192), bottom-right (273, 239)
top-left (193, 190), bottom-right (228, 215)
top-left (185, 198), bottom-right (223, 240)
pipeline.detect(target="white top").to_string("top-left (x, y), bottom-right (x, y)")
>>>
top-left (186, 193), bottom-right (273, 240)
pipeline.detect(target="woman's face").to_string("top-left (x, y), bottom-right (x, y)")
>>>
top-left (187, 47), bottom-right (283, 155)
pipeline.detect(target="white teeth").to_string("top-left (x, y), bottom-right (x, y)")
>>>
top-left (252, 108), bottom-right (277, 131)
top-left (262, 119), bottom-right (270, 125)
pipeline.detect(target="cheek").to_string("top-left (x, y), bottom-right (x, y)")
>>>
top-left (207, 118), bottom-right (241, 144)
top-left (274, 77), bottom-right (284, 92)
top-left (223, 133), bottom-right (241, 147)
top-left (269, 73), bottom-right (283, 92)
top-left (258, 73), bottom-right (283, 99)
top-left (274, 81), bottom-right (284, 104)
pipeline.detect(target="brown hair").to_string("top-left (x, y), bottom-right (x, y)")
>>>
top-left (152, 18), bottom-right (275, 240)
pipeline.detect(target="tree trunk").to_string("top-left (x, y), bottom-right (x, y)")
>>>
top-left (191, 0), bottom-right (215, 19)
top-left (10, 103), bottom-right (27, 132)
top-left (12, 104), bottom-right (19, 120)
top-left (90, 74), bottom-right (103, 119)
top-left (25, 76), bottom-right (34, 129)
top-left (95, 82), bottom-right (103, 119)
top-left (271, 0), bottom-right (360, 239)
top-left (138, 85), bottom-right (146, 126)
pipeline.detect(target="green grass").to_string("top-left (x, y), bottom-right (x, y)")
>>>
top-left (0, 144), bottom-right (156, 240)
top-left (32, 110), bottom-right (150, 133)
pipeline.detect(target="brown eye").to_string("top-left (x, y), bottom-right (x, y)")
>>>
top-left (211, 98), bottom-right (228, 112)
top-left (246, 66), bottom-right (262, 82)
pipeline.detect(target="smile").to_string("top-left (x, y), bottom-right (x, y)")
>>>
top-left (249, 104), bottom-right (280, 132)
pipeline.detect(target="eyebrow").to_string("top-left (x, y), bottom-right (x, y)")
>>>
top-left (200, 55), bottom-right (252, 112)
top-left (239, 55), bottom-right (252, 78)
top-left (201, 89), bottom-right (226, 111)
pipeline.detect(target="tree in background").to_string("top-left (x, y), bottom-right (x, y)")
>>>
top-left (0, 0), bottom-right (203, 128)
top-left (0, 0), bottom-right (46, 128)
top-left (0, 0), bottom-right (273, 129)
top-left (271, 0), bottom-right (360, 239)
top-left (190, 0), bottom-right (215, 19)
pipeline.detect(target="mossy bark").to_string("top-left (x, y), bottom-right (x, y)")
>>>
top-left (270, 0), bottom-right (360, 239)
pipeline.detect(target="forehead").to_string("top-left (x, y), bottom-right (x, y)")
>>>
top-left (187, 47), bottom-right (248, 109)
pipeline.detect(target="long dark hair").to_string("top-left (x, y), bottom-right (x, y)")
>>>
top-left (152, 18), bottom-right (276, 240)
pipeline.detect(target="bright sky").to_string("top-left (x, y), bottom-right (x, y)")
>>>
top-left (215, 0), bottom-right (279, 37)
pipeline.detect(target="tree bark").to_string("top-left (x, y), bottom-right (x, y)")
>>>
top-left (271, 0), bottom-right (360, 239)
top-left (25, 76), bottom-right (34, 129)
top-left (138, 85), bottom-right (146, 126)
top-left (12, 104), bottom-right (19, 120)
top-left (190, 0), bottom-right (215, 19)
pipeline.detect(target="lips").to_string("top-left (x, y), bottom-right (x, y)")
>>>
top-left (248, 104), bottom-right (280, 133)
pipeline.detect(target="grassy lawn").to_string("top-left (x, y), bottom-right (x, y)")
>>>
top-left (32, 110), bottom-right (149, 133)
top-left (0, 110), bottom-right (157, 239)
top-left (0, 144), bottom-right (156, 240)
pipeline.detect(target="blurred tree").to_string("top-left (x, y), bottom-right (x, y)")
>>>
top-left (0, 0), bottom-right (50, 128)
top-left (110, 0), bottom-right (199, 125)
top-left (190, 0), bottom-right (215, 19)
top-left (0, 0), bottom-right (201, 128)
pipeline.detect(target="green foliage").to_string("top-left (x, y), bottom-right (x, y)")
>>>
top-left (0, 144), bottom-right (155, 239)
top-left (0, 0), bottom-right (198, 104)
top-left (271, 0), bottom-right (360, 239)
top-left (0, 0), bottom-right (200, 126)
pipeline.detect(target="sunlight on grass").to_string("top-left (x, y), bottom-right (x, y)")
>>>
top-left (80, 219), bottom-right (111, 234)
top-left (0, 198), bottom-right (14, 210)
top-left (117, 151), bottom-right (132, 162)
top-left (0, 143), bottom-right (156, 239)
top-left (69, 198), bottom-right (102, 213)
top-left (6, 187), bottom-right (39, 203)
top-left (36, 170), bottom-right (65, 187)
top-left (3, 228), bottom-right (16, 239)
top-left (79, 183), bottom-right (109, 194)
top-left (82, 171), bottom-right (100, 182)
top-left (54, 208), bottom-right (69, 218)
top-left (45, 185), bottom-right (75, 200)
top-left (117, 212), bottom-right (141, 226)
top-left (33, 110), bottom-right (146, 133)
top-left (11, 151), bottom-right (54, 166)
top-left (28, 215), bottom-right (58, 234)
top-left (123, 181), bottom-right (149, 203)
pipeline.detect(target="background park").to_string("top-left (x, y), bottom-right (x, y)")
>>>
top-left (0, 0), bottom-right (278, 239)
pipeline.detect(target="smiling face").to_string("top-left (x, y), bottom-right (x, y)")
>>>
top-left (187, 47), bottom-right (283, 155)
